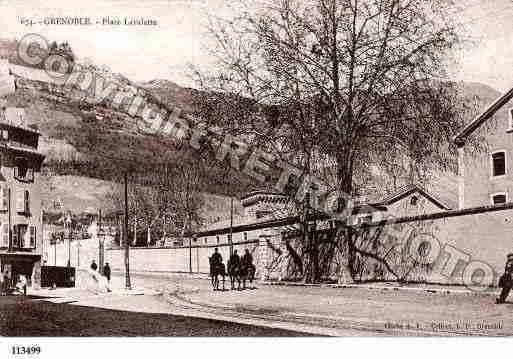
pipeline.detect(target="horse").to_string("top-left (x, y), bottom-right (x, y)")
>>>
top-left (227, 258), bottom-right (244, 290)
top-left (209, 257), bottom-right (226, 291)
top-left (240, 260), bottom-right (256, 290)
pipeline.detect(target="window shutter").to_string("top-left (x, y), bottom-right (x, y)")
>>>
top-left (30, 226), bottom-right (36, 248)
top-left (24, 190), bottom-right (29, 213)
top-left (0, 187), bottom-right (7, 211)
top-left (16, 189), bottom-right (24, 213)
top-left (1, 223), bottom-right (7, 247)
top-left (12, 226), bottom-right (18, 248)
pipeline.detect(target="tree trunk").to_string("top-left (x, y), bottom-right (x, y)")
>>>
top-left (133, 212), bottom-right (137, 246)
top-left (336, 148), bottom-right (356, 282)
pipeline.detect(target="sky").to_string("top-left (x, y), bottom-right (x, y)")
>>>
top-left (0, 0), bottom-right (513, 92)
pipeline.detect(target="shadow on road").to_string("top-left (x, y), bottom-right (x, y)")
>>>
top-left (0, 295), bottom-right (314, 337)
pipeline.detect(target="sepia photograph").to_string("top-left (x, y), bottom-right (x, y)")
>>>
top-left (1, 0), bottom-right (513, 357)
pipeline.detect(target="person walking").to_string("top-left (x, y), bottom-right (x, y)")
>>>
top-left (17, 274), bottom-right (27, 296)
top-left (103, 263), bottom-right (111, 284)
top-left (0, 271), bottom-right (4, 296)
top-left (90, 260), bottom-right (98, 271)
top-left (497, 253), bottom-right (513, 304)
top-left (103, 262), bottom-right (112, 292)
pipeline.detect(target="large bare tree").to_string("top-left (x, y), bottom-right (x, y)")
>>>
top-left (192, 0), bottom-right (470, 282)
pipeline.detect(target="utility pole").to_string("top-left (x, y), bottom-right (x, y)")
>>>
top-left (41, 209), bottom-right (45, 264)
top-left (229, 197), bottom-right (233, 256)
top-left (66, 212), bottom-right (71, 267)
top-left (7, 188), bottom-right (11, 252)
top-left (189, 234), bottom-right (192, 274)
top-left (98, 209), bottom-right (104, 272)
top-left (124, 171), bottom-right (131, 290)
top-left (77, 242), bottom-right (81, 268)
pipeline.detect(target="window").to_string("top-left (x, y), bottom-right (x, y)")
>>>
top-left (492, 193), bottom-right (507, 205)
top-left (492, 151), bottom-right (506, 177)
top-left (244, 232), bottom-right (248, 241)
top-left (509, 108), bottom-right (513, 130)
top-left (16, 189), bottom-right (29, 214)
top-left (13, 224), bottom-right (27, 248)
top-left (216, 236), bottom-right (220, 244)
top-left (256, 210), bottom-right (271, 219)
top-left (410, 196), bottom-right (418, 206)
top-left (357, 215), bottom-right (373, 225)
top-left (1, 130), bottom-right (8, 140)
top-left (14, 157), bottom-right (34, 182)
top-left (227, 234), bottom-right (232, 242)
top-left (204, 238), bottom-right (208, 245)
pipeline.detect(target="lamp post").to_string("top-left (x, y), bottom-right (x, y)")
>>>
top-left (229, 197), bottom-right (234, 257)
top-left (76, 241), bottom-right (81, 268)
top-left (66, 212), bottom-right (72, 267)
top-left (98, 209), bottom-right (104, 272)
top-left (124, 171), bottom-right (131, 290)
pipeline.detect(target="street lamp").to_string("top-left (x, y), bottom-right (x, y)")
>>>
top-left (65, 212), bottom-right (72, 267)
top-left (76, 241), bottom-right (82, 268)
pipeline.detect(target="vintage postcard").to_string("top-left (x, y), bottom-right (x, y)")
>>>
top-left (1, 0), bottom-right (513, 357)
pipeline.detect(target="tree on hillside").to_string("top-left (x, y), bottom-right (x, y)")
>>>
top-left (191, 0), bottom-right (474, 282)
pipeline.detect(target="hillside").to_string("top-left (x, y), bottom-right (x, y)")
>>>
top-left (0, 37), bottom-right (504, 218)
top-left (41, 175), bottom-right (244, 223)
top-left (0, 44), bottom-right (258, 197)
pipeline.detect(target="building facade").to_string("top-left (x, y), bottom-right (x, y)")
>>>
top-left (454, 87), bottom-right (513, 209)
top-left (197, 186), bottom-right (451, 248)
top-left (0, 106), bottom-right (45, 289)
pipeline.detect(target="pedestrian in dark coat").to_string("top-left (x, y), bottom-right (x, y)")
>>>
top-left (103, 263), bottom-right (111, 283)
top-left (497, 253), bottom-right (513, 304)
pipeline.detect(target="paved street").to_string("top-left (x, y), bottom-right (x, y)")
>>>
top-left (113, 272), bottom-right (513, 336)
top-left (3, 272), bottom-right (513, 336)
top-left (0, 287), bottom-right (311, 337)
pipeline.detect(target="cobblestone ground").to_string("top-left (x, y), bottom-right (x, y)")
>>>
top-left (121, 273), bottom-right (513, 336)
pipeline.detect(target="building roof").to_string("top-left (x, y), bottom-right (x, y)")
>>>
top-left (202, 214), bottom-right (279, 233)
top-left (240, 191), bottom-right (289, 207)
top-left (377, 184), bottom-right (452, 210)
top-left (9, 64), bottom-right (66, 86)
top-left (453, 86), bottom-right (513, 146)
top-left (0, 143), bottom-right (45, 159)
